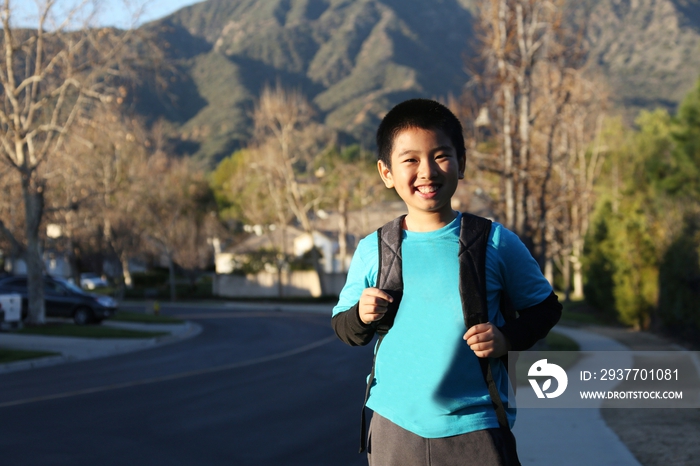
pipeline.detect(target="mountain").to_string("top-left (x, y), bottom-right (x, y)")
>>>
top-left (136, 0), bottom-right (700, 167)
top-left (585, 0), bottom-right (700, 114)
top-left (137, 0), bottom-right (475, 166)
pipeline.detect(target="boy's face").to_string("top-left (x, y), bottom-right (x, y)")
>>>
top-left (378, 127), bottom-right (464, 222)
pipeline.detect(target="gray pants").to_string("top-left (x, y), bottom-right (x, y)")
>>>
top-left (367, 413), bottom-right (521, 466)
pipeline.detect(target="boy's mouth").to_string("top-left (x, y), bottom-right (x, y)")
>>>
top-left (415, 184), bottom-right (440, 197)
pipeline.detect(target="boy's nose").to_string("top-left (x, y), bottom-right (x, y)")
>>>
top-left (418, 159), bottom-right (438, 179)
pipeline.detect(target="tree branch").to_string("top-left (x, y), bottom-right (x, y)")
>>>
top-left (0, 218), bottom-right (23, 253)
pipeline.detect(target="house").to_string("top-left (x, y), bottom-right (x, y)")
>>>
top-left (3, 251), bottom-right (72, 278)
top-left (215, 225), bottom-right (345, 275)
top-left (212, 195), bottom-right (493, 298)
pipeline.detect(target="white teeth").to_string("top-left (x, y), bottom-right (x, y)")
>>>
top-left (416, 185), bottom-right (438, 194)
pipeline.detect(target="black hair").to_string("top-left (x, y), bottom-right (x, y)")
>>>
top-left (376, 98), bottom-right (465, 168)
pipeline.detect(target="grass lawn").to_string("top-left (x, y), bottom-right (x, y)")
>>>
top-left (0, 348), bottom-right (59, 364)
top-left (560, 299), bottom-right (619, 326)
top-left (17, 324), bottom-right (168, 339)
top-left (514, 330), bottom-right (581, 386)
top-left (111, 311), bottom-right (184, 324)
top-left (545, 330), bottom-right (580, 352)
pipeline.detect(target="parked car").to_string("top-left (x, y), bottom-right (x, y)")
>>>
top-left (0, 275), bottom-right (118, 325)
top-left (80, 273), bottom-right (109, 290)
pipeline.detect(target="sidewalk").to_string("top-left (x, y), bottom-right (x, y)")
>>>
top-left (513, 325), bottom-right (643, 466)
top-left (0, 320), bottom-right (202, 374)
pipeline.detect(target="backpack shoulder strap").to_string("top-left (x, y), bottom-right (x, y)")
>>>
top-left (359, 214), bottom-right (405, 452)
top-left (375, 214), bottom-right (406, 335)
top-left (377, 214), bottom-right (405, 291)
top-left (458, 213), bottom-right (512, 432)
top-left (458, 213), bottom-right (493, 329)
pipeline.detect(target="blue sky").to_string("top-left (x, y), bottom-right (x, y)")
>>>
top-left (13, 0), bottom-right (202, 29)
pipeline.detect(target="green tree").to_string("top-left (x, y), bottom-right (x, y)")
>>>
top-left (667, 78), bottom-right (700, 197)
top-left (655, 77), bottom-right (700, 335)
top-left (210, 148), bottom-right (274, 226)
top-left (609, 201), bottom-right (660, 328)
top-left (584, 77), bottom-right (700, 330)
top-left (315, 144), bottom-right (381, 272)
top-left (582, 200), bottom-right (617, 318)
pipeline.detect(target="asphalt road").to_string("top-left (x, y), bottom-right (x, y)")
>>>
top-left (0, 305), bottom-right (374, 466)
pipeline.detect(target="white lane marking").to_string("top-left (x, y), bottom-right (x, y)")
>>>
top-left (0, 335), bottom-right (337, 409)
top-left (175, 312), bottom-right (297, 319)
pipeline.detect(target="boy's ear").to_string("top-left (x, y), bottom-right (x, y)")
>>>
top-left (458, 155), bottom-right (466, 180)
top-left (377, 160), bottom-right (395, 189)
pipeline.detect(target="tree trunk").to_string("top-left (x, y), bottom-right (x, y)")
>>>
top-left (66, 234), bottom-right (81, 287)
top-left (309, 243), bottom-right (328, 297)
top-left (121, 253), bottom-right (133, 289)
top-left (23, 178), bottom-right (46, 325)
top-left (277, 261), bottom-right (284, 298)
top-left (562, 251), bottom-right (571, 302)
top-left (514, 0), bottom-right (536, 243)
top-left (538, 115), bottom-right (561, 268)
top-left (167, 252), bottom-right (176, 302)
top-left (113, 253), bottom-right (128, 301)
top-left (277, 224), bottom-right (286, 298)
top-left (544, 257), bottom-right (554, 287)
top-left (571, 239), bottom-right (584, 300)
top-left (496, 0), bottom-right (515, 231)
top-left (503, 85), bottom-right (516, 231)
top-left (515, 86), bottom-right (530, 240)
top-left (338, 197), bottom-right (349, 273)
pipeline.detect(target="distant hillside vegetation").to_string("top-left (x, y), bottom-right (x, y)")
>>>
top-left (135, 0), bottom-right (700, 166)
top-left (585, 0), bottom-right (700, 117)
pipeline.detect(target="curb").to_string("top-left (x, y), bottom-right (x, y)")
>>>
top-left (0, 321), bottom-right (202, 375)
top-left (0, 301), bottom-right (332, 375)
top-left (119, 300), bottom-right (335, 314)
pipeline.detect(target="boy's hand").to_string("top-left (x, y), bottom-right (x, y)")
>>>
top-left (464, 323), bottom-right (511, 358)
top-left (358, 288), bottom-right (393, 325)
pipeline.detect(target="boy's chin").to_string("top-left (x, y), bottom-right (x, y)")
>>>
top-left (406, 203), bottom-right (456, 217)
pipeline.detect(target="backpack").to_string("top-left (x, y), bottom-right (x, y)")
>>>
top-left (359, 212), bottom-right (515, 453)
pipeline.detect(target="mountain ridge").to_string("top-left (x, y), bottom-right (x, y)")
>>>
top-left (136, 0), bottom-right (700, 166)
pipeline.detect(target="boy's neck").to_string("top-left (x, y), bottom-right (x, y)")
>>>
top-left (403, 209), bottom-right (459, 232)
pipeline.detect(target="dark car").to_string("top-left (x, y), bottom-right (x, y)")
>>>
top-left (0, 275), bottom-right (118, 325)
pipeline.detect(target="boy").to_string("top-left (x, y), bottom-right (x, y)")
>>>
top-left (331, 99), bottom-right (562, 465)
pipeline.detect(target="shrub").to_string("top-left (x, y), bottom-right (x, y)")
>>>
top-left (657, 217), bottom-right (700, 339)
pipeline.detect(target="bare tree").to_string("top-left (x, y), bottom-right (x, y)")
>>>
top-left (464, 0), bottom-right (609, 299)
top-left (0, 0), bottom-right (158, 323)
top-left (468, 0), bottom-right (576, 240)
top-left (250, 84), bottom-right (335, 294)
top-left (136, 154), bottom-right (216, 301)
top-left (214, 145), bottom-right (297, 297)
top-left (0, 160), bottom-right (24, 265)
top-left (57, 108), bottom-right (154, 294)
top-left (551, 80), bottom-right (607, 299)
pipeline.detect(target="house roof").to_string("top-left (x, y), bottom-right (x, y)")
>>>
top-left (228, 225), bottom-right (305, 255)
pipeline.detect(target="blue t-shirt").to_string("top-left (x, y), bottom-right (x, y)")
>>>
top-left (332, 213), bottom-right (553, 438)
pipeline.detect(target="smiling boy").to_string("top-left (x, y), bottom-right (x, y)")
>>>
top-left (332, 99), bottom-right (562, 465)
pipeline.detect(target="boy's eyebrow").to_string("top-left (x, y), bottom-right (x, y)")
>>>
top-left (397, 145), bottom-right (455, 156)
